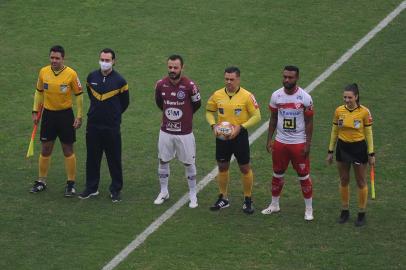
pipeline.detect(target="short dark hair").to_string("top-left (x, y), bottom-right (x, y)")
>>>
top-left (284, 65), bottom-right (299, 76)
top-left (100, 48), bottom-right (116, 59)
top-left (50, 45), bottom-right (65, 57)
top-left (224, 66), bottom-right (240, 77)
top-left (168, 54), bottom-right (184, 66)
top-left (345, 83), bottom-right (360, 104)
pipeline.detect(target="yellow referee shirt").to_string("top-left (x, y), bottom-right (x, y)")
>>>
top-left (36, 65), bottom-right (82, 111)
top-left (206, 87), bottom-right (260, 127)
top-left (333, 105), bottom-right (372, 142)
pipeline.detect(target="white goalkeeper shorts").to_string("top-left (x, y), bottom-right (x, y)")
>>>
top-left (158, 130), bottom-right (196, 164)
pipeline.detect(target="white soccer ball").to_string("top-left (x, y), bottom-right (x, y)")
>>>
top-left (215, 122), bottom-right (234, 140)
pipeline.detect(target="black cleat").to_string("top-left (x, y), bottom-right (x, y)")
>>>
top-left (110, 191), bottom-right (121, 203)
top-left (355, 212), bottom-right (366, 227)
top-left (338, 210), bottom-right (350, 224)
top-left (64, 181), bottom-right (76, 197)
top-left (209, 194), bottom-right (229, 211)
top-left (30, 180), bottom-right (47, 193)
top-left (242, 196), bottom-right (254, 214)
top-left (78, 189), bottom-right (99, 199)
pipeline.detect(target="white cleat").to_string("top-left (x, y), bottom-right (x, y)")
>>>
top-left (189, 196), bottom-right (198, 208)
top-left (154, 192), bottom-right (169, 205)
top-left (304, 207), bottom-right (314, 221)
top-left (261, 203), bottom-right (280, 215)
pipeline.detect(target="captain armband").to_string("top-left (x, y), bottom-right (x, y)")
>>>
top-left (191, 92), bottom-right (201, 102)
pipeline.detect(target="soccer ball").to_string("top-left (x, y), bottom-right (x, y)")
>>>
top-left (215, 122), bottom-right (234, 140)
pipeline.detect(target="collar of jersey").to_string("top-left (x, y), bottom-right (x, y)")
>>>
top-left (283, 86), bottom-right (299, 95)
top-left (344, 104), bottom-right (359, 112)
top-left (51, 66), bottom-right (66, 76)
top-left (224, 87), bottom-right (240, 98)
top-left (99, 69), bottom-right (114, 77)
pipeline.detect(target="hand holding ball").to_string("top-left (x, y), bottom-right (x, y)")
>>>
top-left (215, 122), bottom-right (235, 140)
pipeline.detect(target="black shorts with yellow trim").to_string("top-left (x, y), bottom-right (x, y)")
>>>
top-left (336, 138), bottom-right (368, 164)
top-left (40, 108), bottom-right (75, 144)
top-left (216, 128), bottom-right (250, 165)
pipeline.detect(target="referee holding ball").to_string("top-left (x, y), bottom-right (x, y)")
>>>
top-left (206, 66), bottom-right (261, 214)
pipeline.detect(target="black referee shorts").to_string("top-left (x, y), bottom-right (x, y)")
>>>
top-left (336, 139), bottom-right (368, 164)
top-left (216, 128), bottom-right (250, 165)
top-left (40, 108), bottom-right (76, 144)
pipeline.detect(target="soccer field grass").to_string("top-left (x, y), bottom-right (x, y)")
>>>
top-left (0, 1), bottom-right (405, 269)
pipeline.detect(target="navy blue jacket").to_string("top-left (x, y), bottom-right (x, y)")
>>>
top-left (86, 69), bottom-right (129, 129)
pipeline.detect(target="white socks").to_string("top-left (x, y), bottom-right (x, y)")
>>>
top-left (185, 164), bottom-right (197, 197)
top-left (158, 162), bottom-right (197, 203)
top-left (271, 196), bottom-right (280, 205)
top-left (158, 162), bottom-right (170, 194)
top-left (304, 198), bottom-right (313, 209)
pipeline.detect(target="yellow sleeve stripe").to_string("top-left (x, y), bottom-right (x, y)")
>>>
top-left (120, 84), bottom-right (129, 92)
top-left (88, 85), bottom-right (127, 101)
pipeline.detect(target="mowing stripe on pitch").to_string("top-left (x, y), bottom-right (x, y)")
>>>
top-left (102, 2), bottom-right (406, 269)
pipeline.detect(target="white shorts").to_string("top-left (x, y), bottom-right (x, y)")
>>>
top-left (158, 130), bottom-right (196, 164)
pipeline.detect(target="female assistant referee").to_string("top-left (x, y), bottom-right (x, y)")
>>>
top-left (326, 83), bottom-right (375, 227)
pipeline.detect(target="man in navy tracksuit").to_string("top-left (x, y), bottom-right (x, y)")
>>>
top-left (79, 48), bottom-right (129, 202)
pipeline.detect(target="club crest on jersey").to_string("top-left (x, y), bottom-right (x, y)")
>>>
top-left (234, 108), bottom-right (242, 116)
top-left (219, 108), bottom-right (224, 114)
top-left (354, 120), bottom-right (361, 128)
top-left (177, 90), bottom-right (185, 100)
top-left (338, 119), bottom-right (344, 127)
top-left (60, 84), bottom-right (68, 93)
top-left (43, 83), bottom-right (48, 90)
top-left (296, 95), bottom-right (303, 100)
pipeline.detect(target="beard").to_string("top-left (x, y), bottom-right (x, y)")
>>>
top-left (168, 72), bottom-right (181, 80)
top-left (283, 82), bottom-right (296, 90)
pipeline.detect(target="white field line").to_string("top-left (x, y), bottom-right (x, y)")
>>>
top-left (102, 2), bottom-right (406, 269)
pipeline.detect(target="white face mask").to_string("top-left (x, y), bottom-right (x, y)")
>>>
top-left (99, 61), bottom-right (113, 71)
